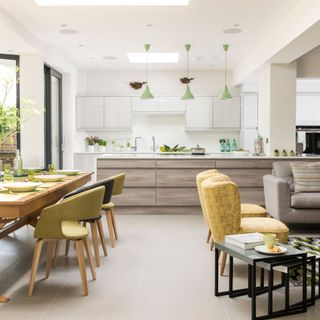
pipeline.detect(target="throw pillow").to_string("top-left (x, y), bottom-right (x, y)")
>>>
top-left (290, 162), bottom-right (320, 192)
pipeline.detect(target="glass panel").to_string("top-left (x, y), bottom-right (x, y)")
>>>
top-left (0, 58), bottom-right (17, 154)
top-left (50, 75), bottom-right (61, 169)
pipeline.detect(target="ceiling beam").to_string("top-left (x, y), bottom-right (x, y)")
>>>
top-left (233, 0), bottom-right (320, 86)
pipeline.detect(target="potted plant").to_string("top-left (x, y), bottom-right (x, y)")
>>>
top-left (85, 136), bottom-right (99, 152)
top-left (97, 139), bottom-right (107, 152)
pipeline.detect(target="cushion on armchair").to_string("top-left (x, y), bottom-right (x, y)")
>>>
top-left (290, 162), bottom-right (320, 192)
top-left (273, 161), bottom-right (294, 191)
top-left (291, 192), bottom-right (320, 208)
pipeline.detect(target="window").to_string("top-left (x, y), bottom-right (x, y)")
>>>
top-left (44, 65), bottom-right (63, 169)
top-left (0, 54), bottom-right (20, 155)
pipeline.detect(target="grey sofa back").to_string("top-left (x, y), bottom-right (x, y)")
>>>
top-left (272, 161), bottom-right (294, 191)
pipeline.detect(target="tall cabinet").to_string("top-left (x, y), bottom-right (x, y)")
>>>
top-left (243, 94), bottom-right (258, 153)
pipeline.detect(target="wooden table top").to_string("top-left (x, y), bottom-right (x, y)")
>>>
top-left (0, 172), bottom-right (92, 219)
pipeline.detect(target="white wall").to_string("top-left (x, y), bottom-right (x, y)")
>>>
top-left (258, 62), bottom-right (297, 155)
top-left (20, 54), bottom-right (45, 168)
top-left (76, 70), bottom-right (241, 153)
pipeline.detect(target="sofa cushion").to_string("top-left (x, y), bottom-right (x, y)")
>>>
top-left (291, 192), bottom-right (320, 209)
top-left (273, 161), bottom-right (294, 191)
top-left (290, 162), bottom-right (320, 192)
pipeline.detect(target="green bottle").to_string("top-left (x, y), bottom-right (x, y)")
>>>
top-left (231, 139), bottom-right (237, 151)
top-left (14, 149), bottom-right (23, 176)
top-left (225, 139), bottom-right (231, 152)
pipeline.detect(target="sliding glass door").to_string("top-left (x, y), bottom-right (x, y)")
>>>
top-left (44, 65), bottom-right (63, 169)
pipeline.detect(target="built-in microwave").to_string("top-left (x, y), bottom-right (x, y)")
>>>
top-left (296, 126), bottom-right (320, 155)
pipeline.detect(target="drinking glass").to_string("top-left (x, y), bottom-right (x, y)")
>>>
top-left (3, 164), bottom-right (14, 182)
top-left (48, 164), bottom-right (56, 174)
top-left (28, 169), bottom-right (35, 182)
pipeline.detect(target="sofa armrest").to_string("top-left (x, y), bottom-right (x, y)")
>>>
top-left (263, 175), bottom-right (291, 220)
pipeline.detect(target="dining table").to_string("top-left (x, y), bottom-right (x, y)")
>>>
top-left (0, 172), bottom-right (92, 303)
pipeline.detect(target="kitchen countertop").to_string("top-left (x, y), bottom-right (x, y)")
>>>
top-left (95, 153), bottom-right (316, 160)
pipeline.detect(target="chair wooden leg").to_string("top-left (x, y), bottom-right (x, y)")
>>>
top-left (75, 239), bottom-right (88, 296)
top-left (45, 240), bottom-right (54, 278)
top-left (106, 210), bottom-right (115, 248)
top-left (90, 221), bottom-right (100, 267)
top-left (206, 229), bottom-right (211, 243)
top-left (28, 239), bottom-right (44, 297)
top-left (52, 240), bottom-right (61, 267)
top-left (220, 252), bottom-right (227, 276)
top-left (97, 219), bottom-right (108, 256)
top-left (210, 240), bottom-right (215, 251)
top-left (110, 209), bottom-right (118, 240)
top-left (83, 236), bottom-right (96, 280)
top-left (65, 240), bottom-right (70, 256)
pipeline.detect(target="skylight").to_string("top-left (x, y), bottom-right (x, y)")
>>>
top-left (34, 0), bottom-right (189, 6)
top-left (127, 52), bottom-right (179, 63)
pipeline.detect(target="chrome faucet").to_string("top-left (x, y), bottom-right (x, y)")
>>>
top-left (152, 136), bottom-right (156, 152)
top-left (133, 136), bottom-right (142, 151)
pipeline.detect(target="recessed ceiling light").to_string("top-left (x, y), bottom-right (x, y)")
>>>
top-left (7, 50), bottom-right (14, 53)
top-left (59, 28), bottom-right (79, 34)
top-left (146, 24), bottom-right (153, 27)
top-left (209, 64), bottom-right (214, 67)
top-left (102, 56), bottom-right (117, 60)
top-left (90, 57), bottom-right (94, 59)
top-left (78, 44), bottom-right (84, 47)
top-left (60, 24), bottom-right (68, 27)
top-left (34, 0), bottom-right (189, 6)
top-left (223, 28), bottom-right (242, 34)
top-left (127, 52), bottom-right (179, 63)
top-left (194, 56), bottom-right (202, 61)
top-left (213, 56), bottom-right (219, 59)
top-left (233, 24), bottom-right (240, 27)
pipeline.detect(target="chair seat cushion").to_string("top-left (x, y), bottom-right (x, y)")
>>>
top-left (240, 204), bottom-right (267, 218)
top-left (102, 202), bottom-right (114, 210)
top-left (80, 214), bottom-right (102, 222)
top-left (239, 217), bottom-right (289, 243)
top-left (291, 193), bottom-right (320, 209)
top-left (61, 221), bottom-right (88, 239)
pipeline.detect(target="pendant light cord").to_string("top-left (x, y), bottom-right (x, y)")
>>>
top-left (146, 50), bottom-right (148, 83)
top-left (224, 49), bottom-right (227, 86)
top-left (187, 49), bottom-right (189, 78)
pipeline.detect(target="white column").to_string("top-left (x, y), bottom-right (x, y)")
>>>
top-left (258, 62), bottom-right (297, 156)
top-left (20, 54), bottom-right (45, 168)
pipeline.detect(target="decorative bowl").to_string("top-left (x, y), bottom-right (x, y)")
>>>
top-left (34, 174), bottom-right (66, 182)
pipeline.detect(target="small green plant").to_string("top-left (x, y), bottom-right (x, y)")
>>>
top-left (98, 139), bottom-right (107, 147)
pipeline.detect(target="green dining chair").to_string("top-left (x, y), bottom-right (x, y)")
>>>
top-left (101, 173), bottom-right (125, 248)
top-left (28, 186), bottom-right (105, 297)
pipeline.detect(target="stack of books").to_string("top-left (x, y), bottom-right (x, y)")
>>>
top-left (225, 233), bottom-right (264, 249)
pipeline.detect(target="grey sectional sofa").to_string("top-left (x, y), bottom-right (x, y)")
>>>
top-left (263, 161), bottom-right (320, 224)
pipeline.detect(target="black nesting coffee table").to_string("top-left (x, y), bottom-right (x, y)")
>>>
top-left (214, 241), bottom-right (317, 320)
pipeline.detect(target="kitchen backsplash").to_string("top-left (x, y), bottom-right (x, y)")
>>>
top-left (75, 113), bottom-right (240, 153)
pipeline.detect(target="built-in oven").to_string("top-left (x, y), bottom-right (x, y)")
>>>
top-left (296, 126), bottom-right (320, 155)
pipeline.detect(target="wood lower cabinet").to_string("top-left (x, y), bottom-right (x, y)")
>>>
top-left (96, 157), bottom-right (313, 214)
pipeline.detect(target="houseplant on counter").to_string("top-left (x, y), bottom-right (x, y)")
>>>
top-left (85, 136), bottom-right (99, 152)
top-left (97, 139), bottom-right (107, 152)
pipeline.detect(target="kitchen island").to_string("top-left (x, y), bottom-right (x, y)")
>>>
top-left (96, 154), bottom-right (317, 214)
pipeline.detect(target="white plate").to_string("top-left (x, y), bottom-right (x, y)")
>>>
top-left (3, 182), bottom-right (42, 192)
top-left (55, 169), bottom-right (81, 176)
top-left (34, 174), bottom-right (66, 182)
top-left (255, 245), bottom-right (287, 255)
top-left (232, 151), bottom-right (250, 157)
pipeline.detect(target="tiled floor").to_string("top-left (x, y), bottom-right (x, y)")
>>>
top-left (0, 215), bottom-right (319, 320)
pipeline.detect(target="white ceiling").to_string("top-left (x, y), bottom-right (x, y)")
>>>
top-left (0, 0), bottom-right (301, 71)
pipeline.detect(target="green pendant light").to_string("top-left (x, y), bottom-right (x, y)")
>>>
top-left (220, 44), bottom-right (232, 100)
top-left (181, 44), bottom-right (194, 100)
top-left (141, 44), bottom-right (154, 100)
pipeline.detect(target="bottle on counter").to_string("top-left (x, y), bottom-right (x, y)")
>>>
top-left (282, 149), bottom-right (287, 157)
top-left (225, 139), bottom-right (231, 152)
top-left (274, 149), bottom-right (279, 157)
top-left (14, 149), bottom-right (23, 176)
top-left (289, 150), bottom-right (295, 157)
top-left (231, 139), bottom-right (237, 151)
top-left (219, 139), bottom-right (226, 152)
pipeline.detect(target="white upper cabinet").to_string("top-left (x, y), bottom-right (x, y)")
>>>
top-left (158, 97), bottom-right (186, 112)
top-left (132, 97), bottom-right (158, 112)
top-left (213, 97), bottom-right (241, 128)
top-left (104, 97), bottom-right (132, 129)
top-left (296, 94), bottom-right (320, 126)
top-left (185, 97), bottom-right (213, 129)
top-left (243, 95), bottom-right (258, 128)
top-left (76, 97), bottom-right (104, 130)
